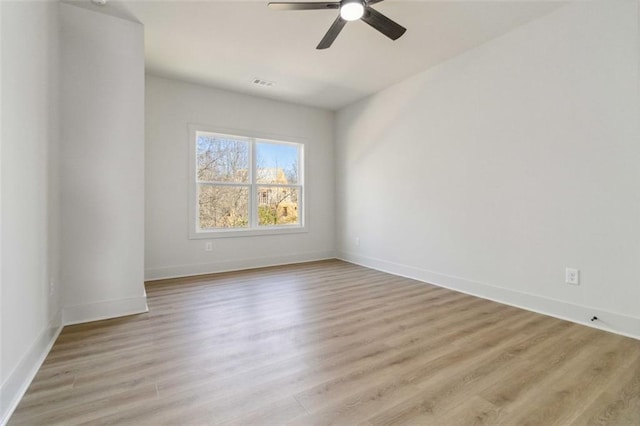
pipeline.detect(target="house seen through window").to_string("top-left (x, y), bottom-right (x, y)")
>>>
top-left (194, 130), bottom-right (303, 234)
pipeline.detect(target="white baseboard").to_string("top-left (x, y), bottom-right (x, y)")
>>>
top-left (0, 310), bottom-right (63, 426)
top-left (62, 295), bottom-right (148, 326)
top-left (144, 250), bottom-right (336, 281)
top-left (338, 251), bottom-right (640, 341)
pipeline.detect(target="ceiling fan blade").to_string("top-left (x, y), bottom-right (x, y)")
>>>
top-left (366, 0), bottom-right (385, 5)
top-left (361, 7), bottom-right (406, 40)
top-left (268, 2), bottom-right (340, 11)
top-left (317, 15), bottom-right (347, 49)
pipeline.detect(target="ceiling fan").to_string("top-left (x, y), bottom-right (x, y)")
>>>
top-left (268, 0), bottom-right (406, 49)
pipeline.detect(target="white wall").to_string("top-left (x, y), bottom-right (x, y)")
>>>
top-left (59, 4), bottom-right (147, 324)
top-left (145, 75), bottom-right (335, 279)
top-left (1, 1), bottom-right (62, 422)
top-left (336, 1), bottom-right (640, 338)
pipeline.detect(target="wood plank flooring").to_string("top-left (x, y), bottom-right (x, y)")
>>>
top-left (9, 259), bottom-right (640, 425)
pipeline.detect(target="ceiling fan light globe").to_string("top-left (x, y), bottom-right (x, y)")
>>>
top-left (340, 2), bottom-right (364, 21)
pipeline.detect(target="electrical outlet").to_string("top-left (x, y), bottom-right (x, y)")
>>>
top-left (49, 280), bottom-right (55, 296)
top-left (204, 242), bottom-right (213, 252)
top-left (565, 268), bottom-right (579, 285)
top-left (355, 237), bottom-right (360, 247)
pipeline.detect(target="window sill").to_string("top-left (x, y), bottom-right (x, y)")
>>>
top-left (189, 226), bottom-right (307, 239)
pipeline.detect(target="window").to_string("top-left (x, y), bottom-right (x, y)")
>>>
top-left (189, 126), bottom-right (305, 238)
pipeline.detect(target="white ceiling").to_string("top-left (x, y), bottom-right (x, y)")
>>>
top-left (71, 0), bottom-right (567, 110)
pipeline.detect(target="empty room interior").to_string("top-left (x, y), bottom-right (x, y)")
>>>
top-left (2, 0), bottom-right (640, 424)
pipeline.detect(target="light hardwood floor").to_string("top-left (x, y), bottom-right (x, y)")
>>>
top-left (9, 260), bottom-right (640, 425)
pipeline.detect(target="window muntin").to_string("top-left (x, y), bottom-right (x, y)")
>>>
top-left (192, 129), bottom-right (304, 236)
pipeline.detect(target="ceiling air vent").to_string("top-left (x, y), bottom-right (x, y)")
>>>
top-left (252, 78), bottom-right (276, 88)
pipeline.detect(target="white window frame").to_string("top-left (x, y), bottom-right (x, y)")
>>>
top-left (188, 124), bottom-right (307, 239)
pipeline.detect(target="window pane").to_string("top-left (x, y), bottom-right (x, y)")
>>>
top-left (256, 142), bottom-right (299, 184)
top-left (257, 186), bottom-right (300, 226)
top-left (197, 133), bottom-right (249, 183)
top-left (198, 185), bottom-right (249, 229)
